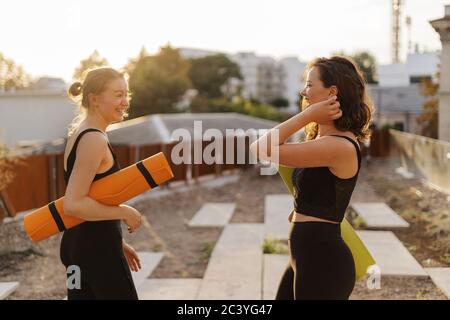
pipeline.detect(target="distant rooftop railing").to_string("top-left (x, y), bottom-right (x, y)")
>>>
top-left (389, 129), bottom-right (450, 194)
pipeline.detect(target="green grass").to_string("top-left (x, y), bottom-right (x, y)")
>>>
top-left (352, 216), bottom-right (367, 229)
top-left (439, 254), bottom-right (450, 264)
top-left (262, 236), bottom-right (289, 254)
top-left (416, 289), bottom-right (428, 300)
top-left (201, 243), bottom-right (215, 262)
top-left (152, 243), bottom-right (162, 252)
top-left (347, 208), bottom-right (367, 229)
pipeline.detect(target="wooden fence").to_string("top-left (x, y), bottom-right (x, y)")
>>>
top-left (0, 137), bottom-right (249, 220)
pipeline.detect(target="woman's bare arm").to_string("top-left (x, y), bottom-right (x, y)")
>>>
top-left (250, 96), bottom-right (350, 169)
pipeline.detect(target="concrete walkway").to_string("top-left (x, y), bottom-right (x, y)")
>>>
top-left (188, 203), bottom-right (236, 227)
top-left (133, 252), bottom-right (164, 290)
top-left (0, 282), bottom-right (19, 300)
top-left (356, 230), bottom-right (427, 277)
top-left (351, 202), bottom-right (410, 229)
top-left (139, 279), bottom-right (202, 300)
top-left (425, 268), bottom-right (450, 299)
top-left (264, 194), bottom-right (292, 240)
top-left (197, 224), bottom-right (264, 299)
top-left (262, 254), bottom-right (289, 300)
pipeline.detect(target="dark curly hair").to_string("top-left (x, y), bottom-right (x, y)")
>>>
top-left (303, 56), bottom-right (374, 142)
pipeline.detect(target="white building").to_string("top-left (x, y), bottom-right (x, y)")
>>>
top-left (230, 52), bottom-right (287, 104)
top-left (377, 52), bottom-right (440, 87)
top-left (0, 88), bottom-right (77, 149)
top-left (180, 48), bottom-right (297, 106)
top-left (30, 77), bottom-right (67, 91)
top-left (280, 57), bottom-right (307, 111)
top-left (228, 52), bottom-right (260, 101)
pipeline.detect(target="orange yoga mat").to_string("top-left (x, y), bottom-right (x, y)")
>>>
top-left (24, 152), bottom-right (174, 242)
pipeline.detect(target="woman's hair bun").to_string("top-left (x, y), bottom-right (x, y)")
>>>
top-left (68, 81), bottom-right (83, 97)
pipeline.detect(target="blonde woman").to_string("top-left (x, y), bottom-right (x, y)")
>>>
top-left (61, 67), bottom-right (142, 299)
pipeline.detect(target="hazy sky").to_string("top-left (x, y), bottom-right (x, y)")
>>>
top-left (1, 0), bottom-right (447, 82)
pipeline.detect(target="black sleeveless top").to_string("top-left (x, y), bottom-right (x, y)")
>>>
top-left (62, 127), bottom-right (122, 239)
top-left (64, 128), bottom-right (120, 184)
top-left (292, 135), bottom-right (361, 223)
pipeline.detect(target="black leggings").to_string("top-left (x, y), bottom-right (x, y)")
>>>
top-left (276, 221), bottom-right (355, 300)
top-left (60, 220), bottom-right (138, 300)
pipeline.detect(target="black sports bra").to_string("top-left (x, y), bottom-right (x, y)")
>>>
top-left (292, 135), bottom-right (361, 223)
top-left (64, 128), bottom-right (120, 184)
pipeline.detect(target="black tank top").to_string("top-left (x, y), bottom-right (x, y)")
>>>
top-left (60, 129), bottom-right (128, 278)
top-left (292, 135), bottom-right (361, 223)
top-left (64, 128), bottom-right (120, 184)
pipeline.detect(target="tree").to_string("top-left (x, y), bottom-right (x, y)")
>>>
top-left (0, 52), bottom-right (31, 91)
top-left (128, 45), bottom-right (191, 117)
top-left (269, 97), bottom-right (289, 108)
top-left (352, 51), bottom-right (378, 84)
top-left (124, 46), bottom-right (148, 75)
top-left (188, 54), bottom-right (242, 99)
top-left (73, 50), bottom-right (109, 80)
top-left (417, 73), bottom-right (439, 139)
top-left (204, 97), bottom-right (286, 122)
top-left (332, 50), bottom-right (378, 84)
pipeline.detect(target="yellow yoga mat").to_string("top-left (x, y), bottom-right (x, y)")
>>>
top-left (24, 152), bottom-right (174, 242)
top-left (278, 165), bottom-right (375, 280)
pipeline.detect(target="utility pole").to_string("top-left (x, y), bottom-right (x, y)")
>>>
top-left (392, 0), bottom-right (402, 63)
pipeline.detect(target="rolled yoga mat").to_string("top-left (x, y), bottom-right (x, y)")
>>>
top-left (278, 165), bottom-right (376, 280)
top-left (24, 152), bottom-right (174, 242)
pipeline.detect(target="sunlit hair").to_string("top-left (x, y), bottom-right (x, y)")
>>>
top-left (302, 56), bottom-right (374, 142)
top-left (67, 67), bottom-right (128, 136)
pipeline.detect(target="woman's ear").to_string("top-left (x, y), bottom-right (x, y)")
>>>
top-left (329, 86), bottom-right (338, 96)
top-left (88, 93), bottom-right (97, 108)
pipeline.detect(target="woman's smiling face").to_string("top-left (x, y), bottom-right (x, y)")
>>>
top-left (300, 67), bottom-right (335, 105)
top-left (299, 66), bottom-right (340, 126)
top-left (94, 77), bottom-right (130, 123)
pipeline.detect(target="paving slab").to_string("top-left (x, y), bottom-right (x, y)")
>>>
top-left (197, 224), bottom-right (264, 299)
top-left (356, 230), bottom-right (427, 277)
top-left (425, 268), bottom-right (450, 299)
top-left (264, 195), bottom-right (292, 240)
top-left (132, 252), bottom-right (164, 289)
top-left (351, 202), bottom-right (410, 229)
top-left (188, 203), bottom-right (236, 227)
top-left (0, 282), bottom-right (19, 300)
top-left (138, 279), bottom-right (202, 300)
top-left (262, 254), bottom-right (289, 300)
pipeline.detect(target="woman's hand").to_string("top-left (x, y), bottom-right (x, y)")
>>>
top-left (305, 95), bottom-right (342, 124)
top-left (122, 241), bottom-right (141, 272)
top-left (120, 204), bottom-right (142, 233)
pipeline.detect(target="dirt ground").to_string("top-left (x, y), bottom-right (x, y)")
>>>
top-left (0, 158), bottom-right (448, 300)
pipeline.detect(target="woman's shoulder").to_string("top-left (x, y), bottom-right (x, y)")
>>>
top-left (320, 132), bottom-right (358, 145)
top-left (69, 127), bottom-right (108, 155)
top-left (317, 133), bottom-right (360, 156)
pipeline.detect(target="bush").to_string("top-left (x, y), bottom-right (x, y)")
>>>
top-left (0, 142), bottom-right (21, 191)
top-left (192, 96), bottom-right (287, 122)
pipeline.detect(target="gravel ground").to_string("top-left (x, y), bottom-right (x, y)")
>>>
top-left (0, 158), bottom-right (448, 300)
